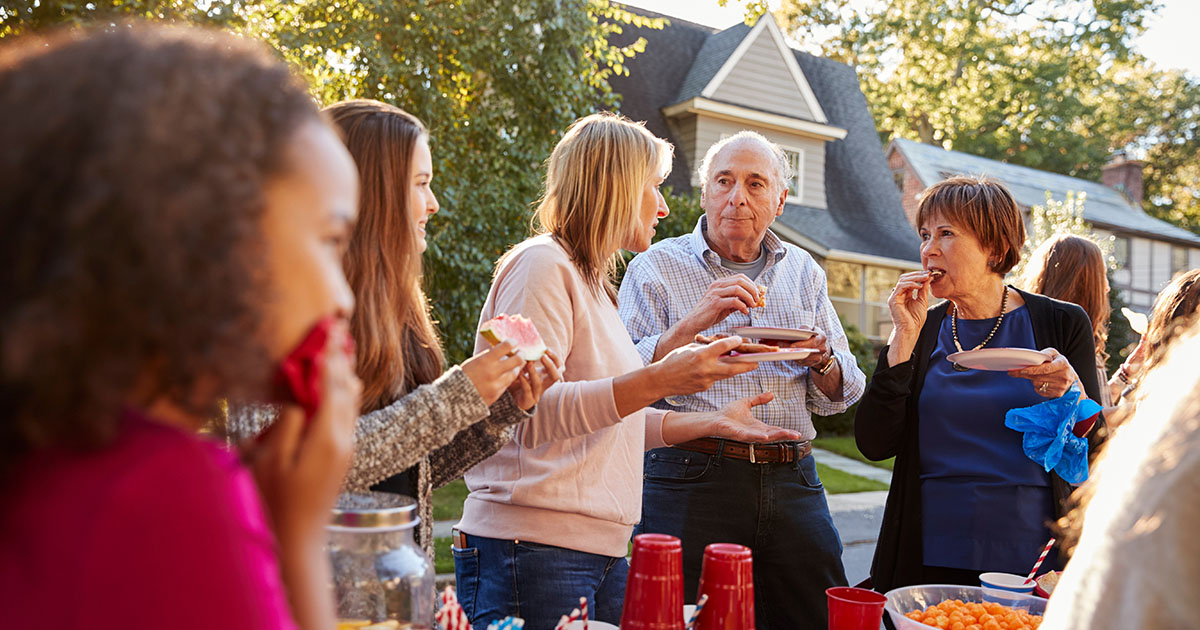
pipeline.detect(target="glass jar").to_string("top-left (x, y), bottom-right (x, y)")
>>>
top-left (328, 492), bottom-right (435, 628)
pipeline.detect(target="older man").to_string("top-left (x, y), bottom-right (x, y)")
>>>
top-left (618, 131), bottom-right (866, 629)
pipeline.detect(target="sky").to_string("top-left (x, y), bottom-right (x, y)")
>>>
top-left (620, 0), bottom-right (1200, 78)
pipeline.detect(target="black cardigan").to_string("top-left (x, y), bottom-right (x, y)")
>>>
top-left (854, 288), bottom-right (1106, 593)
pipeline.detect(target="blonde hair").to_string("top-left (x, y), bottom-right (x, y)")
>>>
top-left (532, 112), bottom-right (672, 302)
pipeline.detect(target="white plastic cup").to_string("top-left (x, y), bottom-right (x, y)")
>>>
top-left (979, 572), bottom-right (1036, 599)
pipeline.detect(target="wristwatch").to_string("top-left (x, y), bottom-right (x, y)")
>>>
top-left (813, 351), bottom-right (837, 376)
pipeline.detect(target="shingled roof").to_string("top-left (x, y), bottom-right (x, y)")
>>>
top-left (891, 137), bottom-right (1200, 246)
top-left (609, 7), bottom-right (921, 263)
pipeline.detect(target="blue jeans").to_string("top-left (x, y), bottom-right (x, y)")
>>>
top-left (452, 534), bottom-right (629, 630)
top-left (639, 446), bottom-right (847, 630)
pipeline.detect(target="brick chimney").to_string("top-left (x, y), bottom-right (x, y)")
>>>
top-left (1101, 150), bottom-right (1144, 207)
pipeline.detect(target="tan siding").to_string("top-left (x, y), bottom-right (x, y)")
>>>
top-left (1191, 248), bottom-right (1200, 270)
top-left (710, 31), bottom-right (815, 121)
top-left (692, 116), bottom-right (827, 209)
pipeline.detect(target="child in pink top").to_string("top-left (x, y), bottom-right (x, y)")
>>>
top-left (0, 26), bottom-right (362, 630)
top-left (2, 411), bottom-right (294, 629)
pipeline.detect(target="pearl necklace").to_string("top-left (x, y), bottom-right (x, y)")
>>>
top-left (951, 285), bottom-right (1009, 372)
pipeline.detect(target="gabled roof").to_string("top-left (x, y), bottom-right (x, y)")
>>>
top-left (891, 137), bottom-right (1200, 246)
top-left (673, 15), bottom-right (827, 124)
top-left (608, 8), bottom-right (921, 263)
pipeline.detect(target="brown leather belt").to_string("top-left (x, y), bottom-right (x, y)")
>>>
top-left (674, 437), bottom-right (812, 464)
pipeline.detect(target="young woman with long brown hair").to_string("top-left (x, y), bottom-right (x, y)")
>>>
top-left (231, 99), bottom-right (561, 554)
top-left (1021, 234), bottom-right (1116, 404)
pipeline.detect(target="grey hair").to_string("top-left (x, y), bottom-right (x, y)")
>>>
top-left (697, 130), bottom-right (793, 193)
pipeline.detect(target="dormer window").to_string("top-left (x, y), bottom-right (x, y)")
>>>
top-left (783, 147), bottom-right (804, 203)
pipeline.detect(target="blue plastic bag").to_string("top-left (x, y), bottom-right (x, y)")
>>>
top-left (1004, 383), bottom-right (1100, 484)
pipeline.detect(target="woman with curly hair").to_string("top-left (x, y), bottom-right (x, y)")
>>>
top-left (0, 25), bottom-right (361, 630)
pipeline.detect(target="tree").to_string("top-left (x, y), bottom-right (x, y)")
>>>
top-left (2, 0), bottom-right (664, 363)
top-left (754, 0), bottom-right (1200, 234)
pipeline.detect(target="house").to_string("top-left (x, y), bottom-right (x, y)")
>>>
top-left (889, 138), bottom-right (1200, 310)
top-left (609, 9), bottom-right (920, 341)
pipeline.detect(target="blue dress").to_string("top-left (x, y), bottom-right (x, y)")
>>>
top-left (918, 306), bottom-right (1055, 573)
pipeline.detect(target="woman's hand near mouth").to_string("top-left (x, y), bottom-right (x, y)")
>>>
top-left (886, 270), bottom-right (937, 365)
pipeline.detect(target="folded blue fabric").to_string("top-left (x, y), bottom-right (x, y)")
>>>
top-left (1004, 384), bottom-right (1100, 484)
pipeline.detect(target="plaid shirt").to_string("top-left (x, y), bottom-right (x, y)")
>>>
top-left (618, 216), bottom-right (866, 440)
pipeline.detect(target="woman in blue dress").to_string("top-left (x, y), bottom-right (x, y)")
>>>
top-left (855, 176), bottom-right (1105, 591)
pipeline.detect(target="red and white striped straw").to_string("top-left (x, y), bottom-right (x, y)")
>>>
top-left (1025, 537), bottom-right (1056, 583)
top-left (580, 596), bottom-right (589, 630)
top-left (555, 608), bottom-right (582, 630)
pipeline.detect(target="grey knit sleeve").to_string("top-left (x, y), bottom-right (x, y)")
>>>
top-left (342, 365), bottom-right (490, 492)
top-left (427, 392), bottom-right (532, 489)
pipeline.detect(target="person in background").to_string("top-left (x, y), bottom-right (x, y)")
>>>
top-left (1106, 269), bottom-right (1200, 419)
top-left (0, 25), bottom-right (361, 629)
top-left (855, 176), bottom-right (1104, 592)
top-left (228, 99), bottom-right (561, 557)
top-left (1020, 235), bottom-right (1117, 406)
top-left (620, 130), bottom-right (865, 629)
top-left (1044, 324), bottom-right (1200, 629)
top-left (455, 113), bottom-right (800, 629)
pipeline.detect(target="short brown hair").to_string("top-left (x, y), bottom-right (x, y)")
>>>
top-left (323, 100), bottom-right (446, 413)
top-left (916, 175), bottom-right (1025, 274)
top-left (0, 25), bottom-right (320, 471)
top-left (1022, 235), bottom-right (1111, 358)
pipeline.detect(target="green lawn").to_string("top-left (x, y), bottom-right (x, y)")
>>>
top-left (816, 462), bottom-right (889, 493)
top-left (433, 536), bottom-right (455, 574)
top-left (432, 478), bottom-right (469, 521)
top-left (814, 435), bottom-right (895, 471)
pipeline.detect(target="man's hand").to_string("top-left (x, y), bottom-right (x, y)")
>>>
top-left (759, 328), bottom-right (829, 368)
top-left (652, 275), bottom-right (762, 361)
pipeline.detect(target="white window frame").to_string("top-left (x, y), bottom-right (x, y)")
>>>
top-left (780, 145), bottom-right (805, 204)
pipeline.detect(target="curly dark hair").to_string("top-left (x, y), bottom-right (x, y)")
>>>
top-left (0, 24), bottom-right (321, 472)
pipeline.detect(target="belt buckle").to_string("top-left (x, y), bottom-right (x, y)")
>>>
top-left (749, 443), bottom-right (757, 464)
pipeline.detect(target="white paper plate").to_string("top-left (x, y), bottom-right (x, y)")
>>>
top-left (731, 326), bottom-right (816, 341)
top-left (946, 348), bottom-right (1048, 371)
top-left (560, 621), bottom-right (619, 630)
top-left (724, 348), bottom-right (818, 362)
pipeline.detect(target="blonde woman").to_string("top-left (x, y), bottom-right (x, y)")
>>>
top-left (453, 113), bottom-right (800, 628)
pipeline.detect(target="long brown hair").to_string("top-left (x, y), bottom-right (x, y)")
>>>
top-left (1143, 268), bottom-right (1200, 375)
top-left (530, 112), bottom-right (673, 302)
top-left (324, 100), bottom-right (444, 412)
top-left (0, 25), bottom-right (320, 474)
top-left (1022, 235), bottom-right (1111, 359)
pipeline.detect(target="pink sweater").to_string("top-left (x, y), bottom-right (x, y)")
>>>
top-left (460, 235), bottom-right (668, 557)
top-left (0, 410), bottom-right (295, 630)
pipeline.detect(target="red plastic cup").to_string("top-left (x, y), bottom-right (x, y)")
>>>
top-left (694, 543), bottom-right (755, 630)
top-left (620, 534), bottom-right (684, 630)
top-left (826, 586), bottom-right (886, 630)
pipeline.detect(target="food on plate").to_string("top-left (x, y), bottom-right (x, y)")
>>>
top-left (694, 333), bottom-right (779, 355)
top-left (336, 621), bottom-right (400, 630)
top-left (1034, 571), bottom-right (1060, 597)
top-left (479, 313), bottom-right (548, 361)
top-left (754, 284), bottom-right (768, 307)
top-left (903, 599), bottom-right (1042, 630)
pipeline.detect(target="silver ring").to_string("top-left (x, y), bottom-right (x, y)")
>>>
top-left (1039, 382), bottom-right (1048, 393)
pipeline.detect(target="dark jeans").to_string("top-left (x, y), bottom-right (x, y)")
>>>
top-left (639, 446), bottom-right (848, 630)
top-left (452, 534), bottom-right (629, 630)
